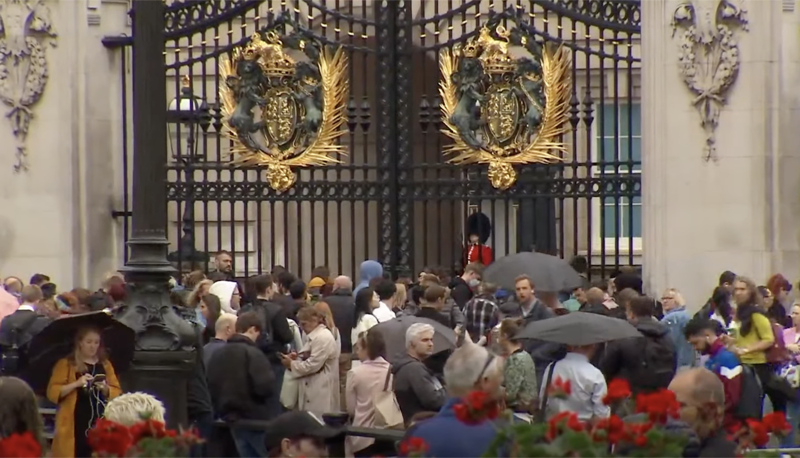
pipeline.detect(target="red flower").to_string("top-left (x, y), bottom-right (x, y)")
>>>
top-left (634, 435), bottom-right (648, 447)
top-left (452, 390), bottom-right (499, 425)
top-left (761, 412), bottom-right (791, 437)
top-left (466, 390), bottom-right (489, 411)
top-left (399, 436), bottom-right (428, 456)
top-left (746, 419), bottom-right (770, 447)
top-left (634, 389), bottom-right (680, 424)
top-left (547, 376), bottom-right (572, 399)
top-left (129, 419), bottom-right (176, 442)
top-left (595, 414), bottom-right (627, 444)
top-left (88, 418), bottom-right (133, 457)
top-left (0, 432), bottom-right (42, 458)
top-left (603, 379), bottom-right (632, 405)
top-left (545, 411), bottom-right (585, 441)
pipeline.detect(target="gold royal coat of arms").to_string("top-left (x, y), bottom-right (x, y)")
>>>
top-left (439, 20), bottom-right (572, 190)
top-left (219, 15), bottom-right (348, 192)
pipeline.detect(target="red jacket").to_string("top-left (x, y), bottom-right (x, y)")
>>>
top-left (464, 244), bottom-right (493, 265)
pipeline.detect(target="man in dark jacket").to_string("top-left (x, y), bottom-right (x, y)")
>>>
top-left (207, 311), bottom-right (276, 458)
top-left (601, 296), bottom-right (677, 394)
top-left (449, 263), bottom-right (482, 311)
top-left (499, 275), bottom-right (562, 385)
top-left (324, 275), bottom-right (356, 410)
top-left (239, 274), bottom-right (294, 417)
top-left (393, 322), bottom-right (446, 425)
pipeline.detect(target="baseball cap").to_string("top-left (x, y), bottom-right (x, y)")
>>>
top-left (264, 411), bottom-right (343, 450)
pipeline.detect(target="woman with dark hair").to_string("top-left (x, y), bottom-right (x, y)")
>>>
top-left (730, 276), bottom-right (789, 415)
top-left (0, 376), bottom-right (45, 449)
top-left (760, 285), bottom-right (790, 328)
top-left (350, 288), bottom-right (379, 365)
top-left (345, 329), bottom-right (394, 457)
top-left (199, 294), bottom-right (222, 344)
top-left (47, 327), bottom-right (122, 457)
top-left (768, 273), bottom-right (794, 311)
top-left (708, 286), bottom-right (734, 329)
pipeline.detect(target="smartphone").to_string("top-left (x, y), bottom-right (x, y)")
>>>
top-left (92, 374), bottom-right (106, 383)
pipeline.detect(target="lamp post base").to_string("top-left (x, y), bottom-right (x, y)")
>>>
top-left (117, 236), bottom-right (199, 428)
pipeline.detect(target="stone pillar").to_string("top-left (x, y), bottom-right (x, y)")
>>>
top-left (641, 0), bottom-right (794, 308)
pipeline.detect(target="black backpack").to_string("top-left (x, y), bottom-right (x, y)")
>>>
top-left (252, 301), bottom-right (275, 351)
top-left (630, 334), bottom-right (675, 392)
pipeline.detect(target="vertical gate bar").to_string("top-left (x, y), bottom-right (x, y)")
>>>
top-left (375, 0), bottom-right (398, 274)
top-left (121, 46), bottom-right (130, 264)
top-left (394, 0), bottom-right (414, 275)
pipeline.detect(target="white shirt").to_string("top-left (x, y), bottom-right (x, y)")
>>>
top-left (17, 304), bottom-right (35, 312)
top-left (540, 352), bottom-right (610, 421)
top-left (372, 302), bottom-right (396, 323)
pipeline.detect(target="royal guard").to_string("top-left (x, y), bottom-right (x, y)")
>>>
top-left (463, 212), bottom-right (493, 266)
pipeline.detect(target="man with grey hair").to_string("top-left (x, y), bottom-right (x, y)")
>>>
top-left (392, 322), bottom-right (446, 425)
top-left (104, 392), bottom-right (166, 426)
top-left (404, 342), bottom-right (503, 457)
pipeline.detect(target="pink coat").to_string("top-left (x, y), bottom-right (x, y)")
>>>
top-left (345, 357), bottom-right (392, 454)
top-left (0, 288), bottom-right (19, 324)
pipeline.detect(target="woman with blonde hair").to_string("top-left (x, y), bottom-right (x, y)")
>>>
top-left (280, 306), bottom-right (340, 415)
top-left (0, 377), bottom-right (45, 449)
top-left (47, 326), bottom-right (122, 457)
top-left (660, 288), bottom-right (696, 369)
top-left (188, 279), bottom-right (213, 321)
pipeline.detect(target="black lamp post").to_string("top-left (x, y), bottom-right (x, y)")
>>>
top-left (166, 76), bottom-right (211, 274)
top-left (116, 0), bottom-right (197, 428)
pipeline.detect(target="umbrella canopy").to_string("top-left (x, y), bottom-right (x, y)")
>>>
top-left (24, 311), bottom-right (136, 393)
top-left (483, 252), bottom-right (584, 292)
top-left (515, 312), bottom-right (642, 346)
top-left (371, 315), bottom-right (457, 364)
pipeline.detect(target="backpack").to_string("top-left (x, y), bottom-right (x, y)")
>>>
top-left (630, 333), bottom-right (675, 392)
top-left (735, 365), bottom-right (763, 420)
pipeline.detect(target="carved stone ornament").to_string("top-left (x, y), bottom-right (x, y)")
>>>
top-left (672, 0), bottom-right (747, 161)
top-left (0, 0), bottom-right (57, 172)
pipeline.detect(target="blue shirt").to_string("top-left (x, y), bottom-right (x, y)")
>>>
top-left (661, 307), bottom-right (696, 368)
top-left (404, 398), bottom-right (500, 458)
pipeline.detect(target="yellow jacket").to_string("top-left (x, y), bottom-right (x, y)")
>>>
top-left (46, 358), bottom-right (122, 458)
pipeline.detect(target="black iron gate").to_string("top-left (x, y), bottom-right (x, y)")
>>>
top-left (109, 0), bottom-right (642, 281)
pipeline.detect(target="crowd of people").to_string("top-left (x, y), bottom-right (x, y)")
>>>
top-left (0, 249), bottom-right (799, 457)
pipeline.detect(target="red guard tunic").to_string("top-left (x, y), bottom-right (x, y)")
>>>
top-left (464, 243), bottom-right (493, 265)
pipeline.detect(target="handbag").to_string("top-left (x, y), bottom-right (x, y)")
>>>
top-left (372, 369), bottom-right (404, 429)
top-left (280, 369), bottom-right (300, 410)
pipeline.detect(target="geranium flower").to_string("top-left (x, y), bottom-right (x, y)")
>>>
top-left (452, 390), bottom-right (500, 425)
top-left (761, 412), bottom-right (791, 437)
top-left (603, 379), bottom-right (632, 405)
top-left (399, 436), bottom-right (429, 456)
top-left (0, 432), bottom-right (41, 458)
top-left (547, 376), bottom-right (572, 399)
top-left (746, 419), bottom-right (770, 448)
top-left (634, 389), bottom-right (680, 424)
top-left (88, 418), bottom-right (134, 457)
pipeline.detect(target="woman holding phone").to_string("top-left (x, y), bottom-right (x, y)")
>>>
top-left (47, 326), bottom-right (122, 457)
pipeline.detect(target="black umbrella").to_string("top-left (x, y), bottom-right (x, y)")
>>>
top-left (371, 316), bottom-right (457, 364)
top-left (24, 311), bottom-right (136, 393)
top-left (515, 312), bottom-right (642, 346)
top-left (483, 251), bottom-right (584, 292)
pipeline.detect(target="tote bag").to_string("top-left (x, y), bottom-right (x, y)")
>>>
top-left (372, 369), bottom-right (404, 429)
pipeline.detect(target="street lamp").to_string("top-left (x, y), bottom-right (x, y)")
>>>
top-left (166, 75), bottom-right (211, 273)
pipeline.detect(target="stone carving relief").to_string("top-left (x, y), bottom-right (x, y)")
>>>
top-left (0, 0), bottom-right (57, 172)
top-left (672, 0), bottom-right (747, 161)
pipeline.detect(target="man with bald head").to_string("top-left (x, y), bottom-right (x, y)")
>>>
top-left (669, 368), bottom-right (737, 457)
top-left (203, 313), bottom-right (237, 367)
top-left (326, 275), bottom-right (356, 408)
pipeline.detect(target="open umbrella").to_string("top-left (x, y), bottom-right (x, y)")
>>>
top-left (371, 315), bottom-right (456, 364)
top-left (515, 312), bottom-right (642, 346)
top-left (24, 311), bottom-right (136, 393)
top-left (483, 252), bottom-right (584, 292)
